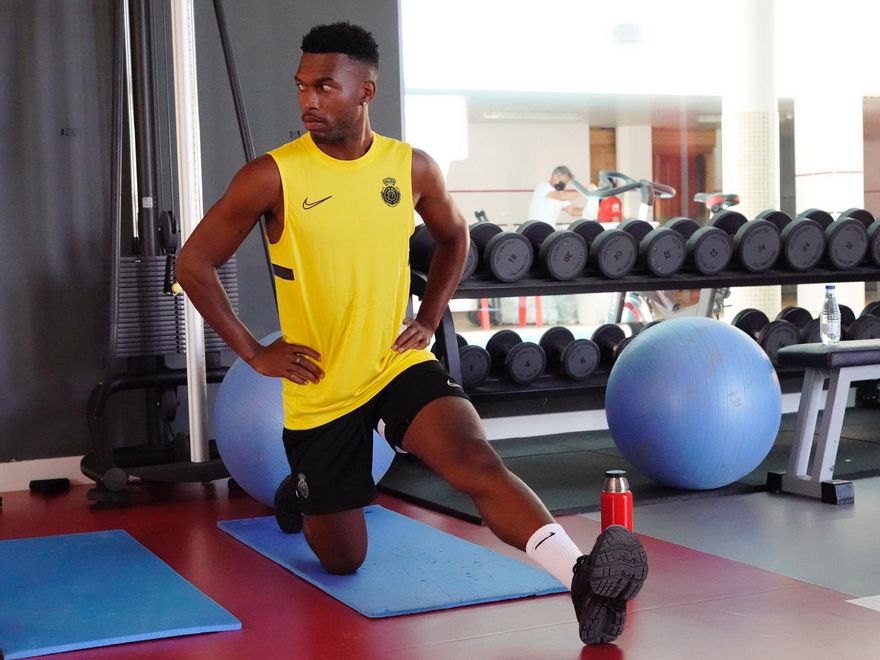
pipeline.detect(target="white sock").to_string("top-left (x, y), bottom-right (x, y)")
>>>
top-left (525, 523), bottom-right (583, 588)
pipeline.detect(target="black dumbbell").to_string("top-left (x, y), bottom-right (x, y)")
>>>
top-left (485, 330), bottom-right (546, 384)
top-left (708, 210), bottom-right (781, 273)
top-left (663, 217), bottom-right (733, 275)
top-left (754, 210), bottom-right (825, 272)
top-left (839, 208), bottom-right (880, 267)
top-left (776, 306), bottom-right (818, 343)
top-left (861, 300), bottom-right (880, 318)
top-left (617, 219), bottom-right (687, 277)
top-left (431, 334), bottom-right (491, 388)
top-left (847, 300), bottom-right (880, 340)
top-left (732, 308), bottom-right (800, 364)
top-left (539, 326), bottom-right (600, 381)
top-left (798, 208), bottom-right (868, 270)
top-left (591, 324), bottom-right (637, 370)
top-left (469, 222), bottom-right (534, 283)
top-left (410, 225), bottom-right (479, 282)
top-left (567, 219), bottom-right (638, 279)
top-left (516, 220), bottom-right (588, 281)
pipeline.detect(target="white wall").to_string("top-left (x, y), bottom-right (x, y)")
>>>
top-left (445, 121), bottom-right (591, 229)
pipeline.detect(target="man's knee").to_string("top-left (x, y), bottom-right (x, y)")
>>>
top-left (442, 438), bottom-right (508, 492)
top-left (317, 546), bottom-right (367, 575)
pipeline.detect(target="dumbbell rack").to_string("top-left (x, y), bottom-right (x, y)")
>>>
top-left (412, 265), bottom-right (880, 417)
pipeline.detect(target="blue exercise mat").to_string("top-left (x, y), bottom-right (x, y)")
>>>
top-left (0, 530), bottom-right (240, 660)
top-left (218, 505), bottom-right (566, 618)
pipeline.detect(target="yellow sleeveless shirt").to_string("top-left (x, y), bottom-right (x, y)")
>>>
top-left (266, 132), bottom-right (434, 429)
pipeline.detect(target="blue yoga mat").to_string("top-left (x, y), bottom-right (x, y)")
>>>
top-left (218, 505), bottom-right (566, 618)
top-left (0, 530), bottom-right (240, 660)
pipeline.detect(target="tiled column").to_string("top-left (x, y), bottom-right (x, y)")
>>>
top-left (721, 0), bottom-right (781, 319)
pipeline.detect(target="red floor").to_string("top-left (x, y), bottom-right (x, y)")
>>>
top-left (3, 481), bottom-right (880, 659)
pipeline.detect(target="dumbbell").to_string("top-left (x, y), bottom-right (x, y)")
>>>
top-left (732, 308), bottom-right (800, 364)
top-left (616, 219), bottom-right (686, 277)
top-left (469, 222), bottom-right (534, 283)
top-left (410, 225), bottom-right (479, 282)
top-left (798, 208), bottom-right (868, 270)
top-left (663, 217), bottom-right (733, 275)
top-left (838, 208), bottom-right (880, 267)
top-left (591, 324), bottom-right (637, 370)
top-left (538, 326), bottom-right (600, 381)
top-left (516, 220), bottom-right (588, 281)
top-left (431, 334), bottom-right (491, 388)
top-left (485, 329), bottom-right (546, 384)
top-left (846, 300), bottom-right (880, 340)
top-left (708, 210), bottom-right (781, 273)
top-left (754, 210), bottom-right (825, 272)
top-left (567, 219), bottom-right (638, 279)
top-left (776, 306), bottom-right (820, 343)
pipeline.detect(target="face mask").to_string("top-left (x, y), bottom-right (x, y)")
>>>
top-left (554, 181), bottom-right (567, 191)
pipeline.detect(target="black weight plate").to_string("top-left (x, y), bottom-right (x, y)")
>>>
top-left (732, 308), bottom-right (770, 340)
top-left (839, 207), bottom-right (875, 229)
top-left (470, 222), bottom-right (503, 251)
top-left (867, 222), bottom-right (880, 266)
top-left (800, 318), bottom-right (821, 343)
top-left (539, 326), bottom-right (576, 360)
top-left (709, 209), bottom-right (748, 236)
top-left (735, 220), bottom-right (781, 272)
top-left (617, 219), bottom-right (653, 243)
top-left (409, 225), bottom-right (435, 270)
top-left (639, 228), bottom-right (686, 276)
top-left (592, 323), bottom-right (626, 364)
top-left (780, 219), bottom-right (824, 271)
top-left (758, 320), bottom-right (800, 364)
top-left (486, 329), bottom-right (521, 363)
top-left (846, 315), bottom-right (880, 340)
top-left (459, 345), bottom-right (491, 387)
top-left (754, 209), bottom-right (793, 231)
top-left (505, 342), bottom-right (546, 384)
top-left (455, 334), bottom-right (469, 350)
top-left (484, 232), bottom-right (534, 282)
top-left (517, 220), bottom-right (556, 247)
top-left (839, 305), bottom-right (856, 327)
top-left (688, 226), bottom-right (733, 275)
top-left (799, 208), bottom-right (833, 229)
top-left (538, 230), bottom-right (587, 280)
top-left (861, 300), bottom-right (880, 318)
top-left (825, 218), bottom-right (868, 269)
top-left (567, 219), bottom-right (605, 247)
top-left (776, 306), bottom-right (813, 329)
top-left (560, 339), bottom-right (600, 381)
top-left (611, 335), bottom-right (636, 365)
top-left (461, 241), bottom-right (479, 281)
top-left (590, 230), bottom-right (638, 278)
top-left (663, 217), bottom-right (701, 239)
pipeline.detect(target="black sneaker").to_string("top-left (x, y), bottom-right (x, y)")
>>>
top-left (571, 525), bottom-right (648, 645)
top-left (273, 475), bottom-right (303, 534)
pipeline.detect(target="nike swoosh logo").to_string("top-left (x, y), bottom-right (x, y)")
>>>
top-left (534, 531), bottom-right (556, 549)
top-left (447, 378), bottom-right (463, 389)
top-left (302, 195), bottom-right (332, 210)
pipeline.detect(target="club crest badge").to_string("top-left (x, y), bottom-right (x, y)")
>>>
top-left (381, 177), bottom-right (401, 207)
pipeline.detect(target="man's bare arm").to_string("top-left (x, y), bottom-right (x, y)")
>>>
top-left (175, 155), bottom-right (322, 383)
top-left (394, 149), bottom-right (469, 352)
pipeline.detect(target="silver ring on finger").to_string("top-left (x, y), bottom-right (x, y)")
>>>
top-left (295, 353), bottom-right (302, 365)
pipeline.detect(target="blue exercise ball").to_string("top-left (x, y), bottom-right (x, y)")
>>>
top-left (605, 317), bottom-right (782, 490)
top-left (214, 332), bottom-right (396, 506)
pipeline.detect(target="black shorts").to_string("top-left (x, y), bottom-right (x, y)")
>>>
top-left (281, 360), bottom-right (470, 515)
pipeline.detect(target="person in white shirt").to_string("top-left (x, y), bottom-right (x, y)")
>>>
top-left (527, 165), bottom-right (584, 225)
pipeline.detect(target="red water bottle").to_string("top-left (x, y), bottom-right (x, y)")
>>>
top-left (600, 469), bottom-right (633, 531)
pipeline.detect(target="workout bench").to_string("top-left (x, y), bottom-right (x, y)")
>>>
top-left (767, 339), bottom-right (880, 504)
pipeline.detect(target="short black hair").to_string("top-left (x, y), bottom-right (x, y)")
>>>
top-left (301, 22), bottom-right (379, 69)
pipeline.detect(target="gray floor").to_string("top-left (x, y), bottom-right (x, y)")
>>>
top-left (584, 475), bottom-right (880, 598)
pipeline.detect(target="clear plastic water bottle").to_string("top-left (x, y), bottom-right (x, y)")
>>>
top-left (820, 284), bottom-right (841, 345)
